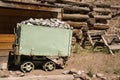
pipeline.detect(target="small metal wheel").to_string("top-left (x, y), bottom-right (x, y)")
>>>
top-left (20, 61), bottom-right (34, 73)
top-left (43, 61), bottom-right (56, 71)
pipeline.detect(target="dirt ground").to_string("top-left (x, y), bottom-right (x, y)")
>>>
top-left (67, 50), bottom-right (120, 77)
top-left (0, 49), bottom-right (120, 79)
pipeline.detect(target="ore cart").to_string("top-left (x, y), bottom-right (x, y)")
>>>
top-left (8, 25), bottom-right (72, 72)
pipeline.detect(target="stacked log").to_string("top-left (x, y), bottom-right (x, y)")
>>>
top-left (63, 14), bottom-right (89, 20)
top-left (2, 0), bottom-right (120, 50)
top-left (89, 4), bottom-right (112, 30)
top-left (111, 5), bottom-right (120, 18)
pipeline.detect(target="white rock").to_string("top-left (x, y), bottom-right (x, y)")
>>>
top-left (63, 70), bottom-right (70, 74)
top-left (0, 63), bottom-right (7, 70)
top-left (96, 73), bottom-right (104, 78)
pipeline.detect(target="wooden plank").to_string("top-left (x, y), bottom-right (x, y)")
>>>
top-left (63, 14), bottom-right (89, 20)
top-left (0, 1), bottom-right (61, 12)
top-left (94, 15), bottom-right (111, 19)
top-left (101, 34), bottom-right (120, 54)
top-left (111, 5), bottom-right (120, 9)
top-left (0, 42), bottom-right (13, 50)
top-left (87, 33), bottom-right (94, 46)
top-left (0, 8), bottom-right (58, 18)
top-left (93, 8), bottom-right (111, 14)
top-left (0, 34), bottom-right (15, 42)
top-left (95, 3), bottom-right (111, 8)
top-left (88, 30), bottom-right (105, 35)
top-left (63, 5), bottom-right (90, 12)
top-left (94, 23), bottom-right (109, 30)
top-left (62, 0), bottom-right (90, 7)
top-left (0, 34), bottom-right (14, 50)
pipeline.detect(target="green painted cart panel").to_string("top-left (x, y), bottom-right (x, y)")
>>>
top-left (17, 25), bottom-right (72, 57)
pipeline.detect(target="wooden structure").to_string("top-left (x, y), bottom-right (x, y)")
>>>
top-left (102, 34), bottom-right (120, 54)
top-left (87, 30), bottom-right (120, 54)
top-left (0, 1), bottom-right (62, 50)
top-left (87, 30), bottom-right (105, 48)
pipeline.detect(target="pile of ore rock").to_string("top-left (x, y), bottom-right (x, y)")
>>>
top-left (18, 18), bottom-right (71, 29)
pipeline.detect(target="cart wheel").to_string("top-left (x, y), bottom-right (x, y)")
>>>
top-left (20, 61), bottom-right (34, 73)
top-left (43, 61), bottom-right (56, 71)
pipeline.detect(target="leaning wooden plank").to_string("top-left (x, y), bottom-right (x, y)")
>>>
top-left (94, 23), bottom-right (109, 30)
top-left (63, 14), bottom-right (89, 20)
top-left (87, 33), bottom-right (95, 46)
top-left (101, 35), bottom-right (114, 55)
top-left (0, 75), bottom-right (74, 80)
top-left (66, 21), bottom-right (87, 29)
top-left (94, 15), bottom-right (111, 19)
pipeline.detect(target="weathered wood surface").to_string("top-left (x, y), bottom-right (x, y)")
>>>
top-left (87, 30), bottom-right (105, 47)
top-left (94, 23), bottom-right (109, 30)
top-left (0, 1), bottom-right (61, 12)
top-left (66, 21), bottom-right (87, 29)
top-left (0, 75), bottom-right (74, 80)
top-left (111, 5), bottom-right (120, 9)
top-left (0, 34), bottom-right (14, 50)
top-left (94, 15), bottom-right (111, 19)
top-left (62, 1), bottom-right (90, 7)
top-left (63, 14), bottom-right (89, 20)
top-left (0, 43), bottom-right (13, 50)
top-left (102, 34), bottom-right (120, 54)
top-left (93, 8), bottom-right (111, 14)
top-left (95, 3), bottom-right (111, 8)
top-left (0, 34), bottom-right (15, 43)
top-left (64, 6), bottom-right (90, 12)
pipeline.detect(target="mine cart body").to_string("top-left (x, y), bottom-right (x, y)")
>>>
top-left (8, 24), bottom-right (72, 72)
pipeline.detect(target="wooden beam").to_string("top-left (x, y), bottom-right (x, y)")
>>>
top-left (0, 34), bottom-right (15, 43)
top-left (64, 6), bottom-right (90, 12)
top-left (94, 23), bottom-right (109, 30)
top-left (63, 14), bottom-right (89, 20)
top-left (62, 0), bottom-right (90, 7)
top-left (93, 8), bottom-right (111, 14)
top-left (0, 42), bottom-right (13, 50)
top-left (95, 3), bottom-right (111, 8)
top-left (0, 8), bottom-right (58, 18)
top-left (0, 1), bottom-right (61, 13)
top-left (94, 15), bottom-right (111, 19)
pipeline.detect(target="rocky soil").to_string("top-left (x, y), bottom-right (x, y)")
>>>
top-left (0, 50), bottom-right (120, 80)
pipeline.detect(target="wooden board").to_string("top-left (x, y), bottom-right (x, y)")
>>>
top-left (0, 34), bottom-right (15, 42)
top-left (63, 14), bottom-right (89, 20)
top-left (0, 34), bottom-right (15, 50)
